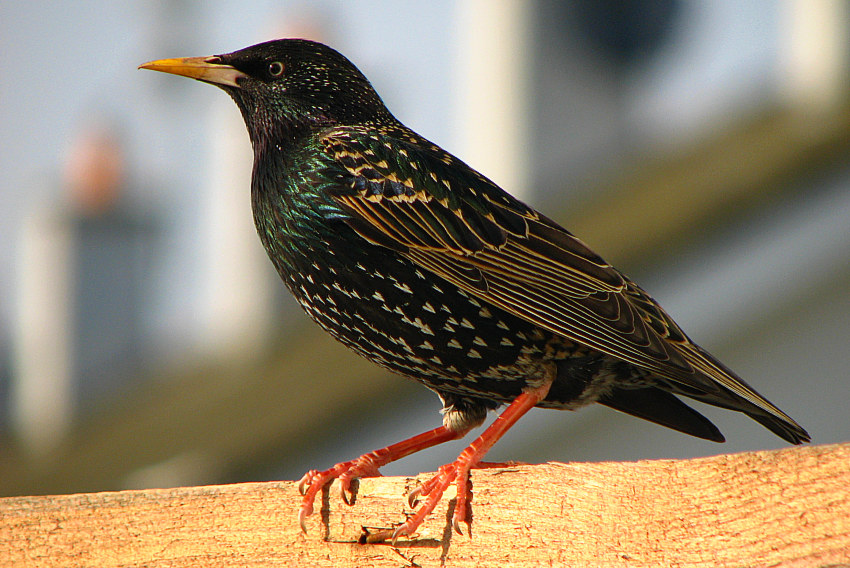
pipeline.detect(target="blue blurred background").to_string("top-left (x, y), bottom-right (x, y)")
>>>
top-left (1, 0), bottom-right (848, 496)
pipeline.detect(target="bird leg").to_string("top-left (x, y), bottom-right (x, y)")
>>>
top-left (391, 376), bottom-right (553, 542)
top-left (299, 376), bottom-right (552, 541)
top-left (298, 424), bottom-right (466, 532)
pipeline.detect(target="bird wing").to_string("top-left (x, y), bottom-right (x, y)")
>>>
top-left (321, 126), bottom-right (797, 424)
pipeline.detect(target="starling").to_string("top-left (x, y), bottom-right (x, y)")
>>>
top-left (140, 39), bottom-right (810, 542)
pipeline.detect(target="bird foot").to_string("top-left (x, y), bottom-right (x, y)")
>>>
top-left (298, 426), bottom-right (462, 534)
top-left (390, 460), bottom-right (524, 542)
top-left (298, 453), bottom-right (475, 542)
top-left (298, 453), bottom-right (385, 531)
top-left (299, 383), bottom-right (551, 541)
top-left (388, 457), bottom-right (477, 543)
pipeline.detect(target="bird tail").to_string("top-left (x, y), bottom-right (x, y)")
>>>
top-left (598, 387), bottom-right (726, 442)
top-left (663, 344), bottom-right (811, 445)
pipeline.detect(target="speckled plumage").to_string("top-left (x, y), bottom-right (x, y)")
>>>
top-left (141, 39), bottom-right (809, 540)
top-left (250, 121), bottom-right (622, 430)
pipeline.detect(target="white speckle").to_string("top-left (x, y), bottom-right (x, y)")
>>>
top-left (419, 341), bottom-right (434, 350)
top-left (473, 336), bottom-right (487, 347)
top-left (396, 336), bottom-right (414, 354)
top-left (460, 318), bottom-right (474, 329)
top-left (372, 291), bottom-right (385, 302)
top-left (430, 355), bottom-right (443, 365)
top-left (467, 349), bottom-right (482, 359)
top-left (393, 281), bottom-right (413, 294)
top-left (412, 317), bottom-right (434, 335)
top-left (478, 307), bottom-right (493, 318)
top-left (423, 302), bottom-right (436, 313)
top-left (448, 338), bottom-right (463, 349)
top-left (497, 320), bottom-right (510, 330)
top-left (500, 337), bottom-right (515, 347)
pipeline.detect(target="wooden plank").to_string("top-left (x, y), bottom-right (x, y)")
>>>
top-left (3, 443), bottom-right (848, 567)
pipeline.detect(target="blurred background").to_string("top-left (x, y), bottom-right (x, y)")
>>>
top-left (1, 0), bottom-right (848, 497)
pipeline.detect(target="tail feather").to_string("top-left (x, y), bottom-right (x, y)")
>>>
top-left (657, 372), bottom-right (811, 445)
top-left (746, 411), bottom-right (811, 445)
top-left (665, 344), bottom-right (811, 445)
top-left (599, 387), bottom-right (725, 443)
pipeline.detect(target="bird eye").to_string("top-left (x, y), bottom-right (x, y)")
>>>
top-left (268, 61), bottom-right (284, 77)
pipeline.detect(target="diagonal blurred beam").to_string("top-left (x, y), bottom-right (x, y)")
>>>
top-left (563, 103), bottom-right (850, 267)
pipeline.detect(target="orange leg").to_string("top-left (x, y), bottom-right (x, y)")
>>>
top-left (392, 377), bottom-right (552, 541)
top-left (298, 424), bottom-right (467, 531)
top-left (298, 375), bottom-right (553, 542)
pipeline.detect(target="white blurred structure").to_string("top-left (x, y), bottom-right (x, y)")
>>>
top-left (780, 0), bottom-right (848, 110)
top-left (453, 0), bottom-right (532, 198)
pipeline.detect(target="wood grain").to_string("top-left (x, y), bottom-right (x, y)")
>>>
top-left (2, 443), bottom-right (848, 567)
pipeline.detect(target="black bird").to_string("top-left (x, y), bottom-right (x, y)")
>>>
top-left (140, 39), bottom-right (809, 542)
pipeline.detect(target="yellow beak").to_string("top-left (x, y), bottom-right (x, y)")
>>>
top-left (138, 56), bottom-right (246, 88)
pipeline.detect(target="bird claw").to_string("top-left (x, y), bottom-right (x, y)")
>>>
top-left (298, 461), bottom-right (354, 532)
top-left (298, 453), bottom-right (387, 531)
top-left (390, 523), bottom-right (409, 545)
top-left (391, 461), bottom-right (474, 541)
top-left (406, 485), bottom-right (424, 508)
top-left (451, 467), bottom-right (472, 535)
top-left (451, 493), bottom-right (470, 535)
top-left (407, 462), bottom-right (455, 507)
top-left (339, 475), bottom-right (358, 506)
top-left (295, 425), bottom-right (470, 539)
top-left (452, 516), bottom-right (464, 535)
top-left (297, 469), bottom-right (319, 496)
top-left (298, 503), bottom-right (312, 533)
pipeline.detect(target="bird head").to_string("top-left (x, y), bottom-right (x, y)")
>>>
top-left (140, 39), bottom-right (395, 145)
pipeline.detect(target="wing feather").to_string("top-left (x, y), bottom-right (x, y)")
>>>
top-left (320, 127), bottom-right (806, 433)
